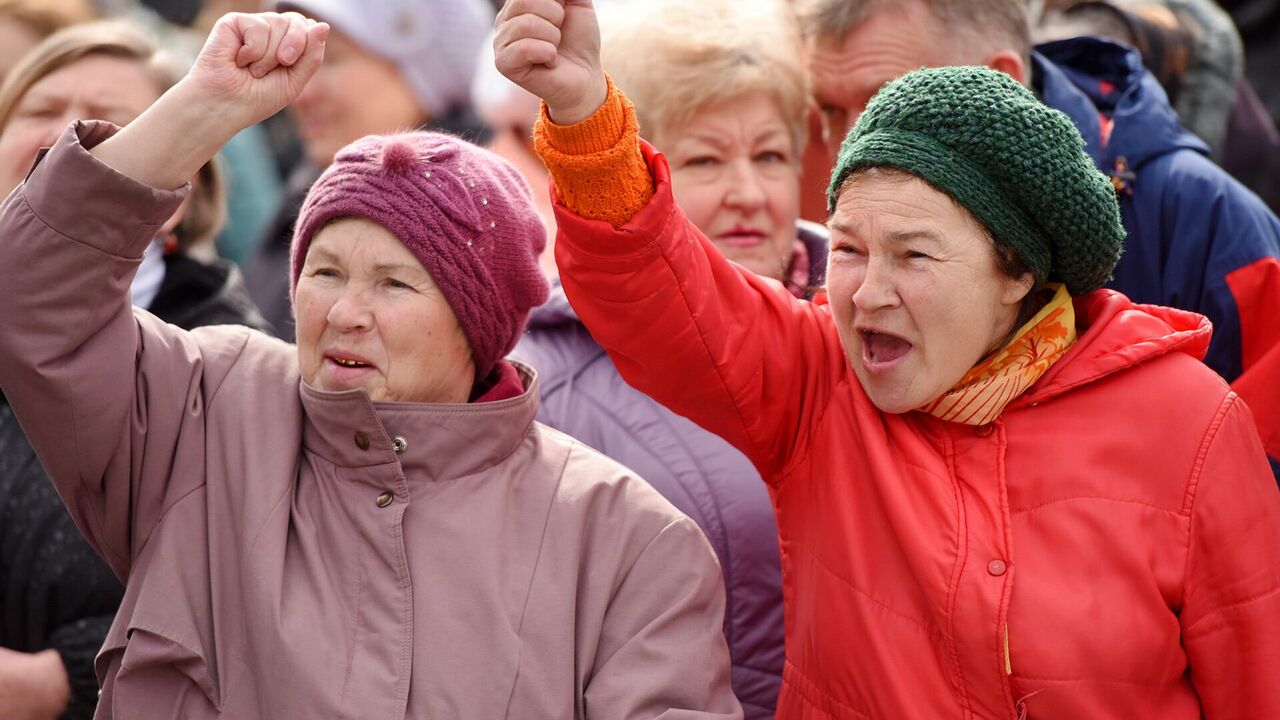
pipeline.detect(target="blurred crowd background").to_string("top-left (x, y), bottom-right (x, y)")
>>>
top-left (1, 0), bottom-right (1278, 718)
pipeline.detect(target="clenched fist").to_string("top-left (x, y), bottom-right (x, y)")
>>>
top-left (88, 11), bottom-right (329, 191)
top-left (188, 12), bottom-right (329, 131)
top-left (494, 0), bottom-right (607, 125)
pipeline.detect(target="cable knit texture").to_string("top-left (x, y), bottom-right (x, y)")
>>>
top-left (830, 66), bottom-right (1126, 294)
top-left (534, 76), bottom-right (654, 227)
top-left (291, 132), bottom-right (550, 378)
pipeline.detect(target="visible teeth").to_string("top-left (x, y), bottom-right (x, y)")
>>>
top-left (334, 358), bottom-right (365, 367)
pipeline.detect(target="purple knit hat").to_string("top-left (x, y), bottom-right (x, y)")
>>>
top-left (291, 132), bottom-right (549, 379)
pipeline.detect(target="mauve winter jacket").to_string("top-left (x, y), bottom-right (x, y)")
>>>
top-left (513, 223), bottom-right (826, 720)
top-left (551, 142), bottom-right (1280, 719)
top-left (0, 121), bottom-right (742, 720)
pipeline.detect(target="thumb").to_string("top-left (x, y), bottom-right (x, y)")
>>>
top-left (288, 22), bottom-right (329, 86)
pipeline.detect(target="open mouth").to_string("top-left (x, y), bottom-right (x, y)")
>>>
top-left (326, 354), bottom-right (373, 370)
top-left (860, 330), bottom-right (913, 368)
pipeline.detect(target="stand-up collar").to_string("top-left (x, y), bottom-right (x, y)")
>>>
top-left (300, 361), bottom-right (540, 484)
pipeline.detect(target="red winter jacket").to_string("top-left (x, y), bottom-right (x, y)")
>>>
top-left (553, 144), bottom-right (1280, 719)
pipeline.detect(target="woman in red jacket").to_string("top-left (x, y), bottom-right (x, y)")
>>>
top-left (495, 0), bottom-right (1280, 717)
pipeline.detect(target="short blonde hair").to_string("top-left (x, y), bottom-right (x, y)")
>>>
top-left (0, 20), bottom-right (226, 250)
top-left (599, 0), bottom-right (807, 154)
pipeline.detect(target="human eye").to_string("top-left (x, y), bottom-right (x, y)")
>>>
top-left (15, 104), bottom-right (58, 120)
top-left (754, 150), bottom-right (789, 164)
top-left (683, 155), bottom-right (720, 168)
top-left (385, 277), bottom-right (414, 290)
top-left (309, 266), bottom-right (340, 278)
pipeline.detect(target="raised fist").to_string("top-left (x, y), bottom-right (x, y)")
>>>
top-left (186, 12), bottom-right (329, 131)
top-left (494, 0), bottom-right (607, 125)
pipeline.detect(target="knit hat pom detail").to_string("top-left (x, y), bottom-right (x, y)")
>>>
top-left (380, 140), bottom-right (420, 175)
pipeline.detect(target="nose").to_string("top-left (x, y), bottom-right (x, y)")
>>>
top-left (325, 285), bottom-right (374, 332)
top-left (723, 158), bottom-right (766, 213)
top-left (850, 255), bottom-right (900, 312)
top-left (293, 66), bottom-right (328, 111)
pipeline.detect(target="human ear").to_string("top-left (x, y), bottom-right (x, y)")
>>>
top-left (984, 49), bottom-right (1028, 87)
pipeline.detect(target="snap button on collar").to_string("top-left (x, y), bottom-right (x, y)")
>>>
top-left (376, 491), bottom-right (394, 508)
top-left (988, 559), bottom-right (1008, 576)
top-left (392, 435), bottom-right (408, 454)
top-left (354, 431), bottom-right (370, 450)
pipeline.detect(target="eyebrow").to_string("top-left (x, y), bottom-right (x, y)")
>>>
top-left (827, 223), bottom-right (942, 245)
top-left (885, 229), bottom-right (942, 245)
top-left (372, 262), bottom-right (426, 276)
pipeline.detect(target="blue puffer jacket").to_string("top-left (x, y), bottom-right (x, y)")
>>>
top-left (1036, 37), bottom-right (1280, 474)
top-left (513, 222), bottom-right (827, 719)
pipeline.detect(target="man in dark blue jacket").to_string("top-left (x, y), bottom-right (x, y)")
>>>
top-left (800, 0), bottom-right (1280, 475)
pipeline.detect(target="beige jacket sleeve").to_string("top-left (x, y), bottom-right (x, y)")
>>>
top-left (0, 120), bottom-right (222, 579)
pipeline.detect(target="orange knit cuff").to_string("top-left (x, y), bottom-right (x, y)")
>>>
top-left (533, 76), bottom-right (654, 227)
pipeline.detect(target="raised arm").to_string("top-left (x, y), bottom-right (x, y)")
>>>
top-left (0, 12), bottom-right (327, 576)
top-left (495, 0), bottom-right (848, 480)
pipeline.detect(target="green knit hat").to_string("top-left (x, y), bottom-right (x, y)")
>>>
top-left (828, 66), bottom-right (1125, 294)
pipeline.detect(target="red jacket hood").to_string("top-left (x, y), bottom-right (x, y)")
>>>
top-left (1013, 289), bottom-right (1212, 407)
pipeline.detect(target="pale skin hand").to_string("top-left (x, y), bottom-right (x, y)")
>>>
top-left (0, 648), bottom-right (71, 720)
top-left (90, 12), bottom-right (329, 190)
top-left (494, 0), bottom-right (608, 125)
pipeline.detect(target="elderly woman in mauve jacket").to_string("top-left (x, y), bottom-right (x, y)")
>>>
top-left (513, 1), bottom-right (815, 715)
top-left (496, 0), bottom-right (1280, 718)
top-left (0, 11), bottom-right (740, 720)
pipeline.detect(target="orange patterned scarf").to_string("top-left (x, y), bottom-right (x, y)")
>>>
top-left (921, 284), bottom-right (1076, 425)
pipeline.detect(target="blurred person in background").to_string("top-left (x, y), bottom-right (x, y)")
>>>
top-left (513, 1), bottom-right (820, 715)
top-left (0, 0), bottom-right (286, 272)
top-left (0, 19), bottom-right (270, 720)
top-left (796, 0), bottom-right (1280, 476)
top-left (246, 0), bottom-right (494, 341)
top-left (1033, 0), bottom-right (1280, 213)
top-left (0, 0), bottom-right (93, 81)
top-left (1218, 0), bottom-right (1280, 132)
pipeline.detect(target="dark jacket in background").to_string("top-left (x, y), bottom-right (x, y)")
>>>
top-left (514, 221), bottom-right (828, 719)
top-left (1219, 0), bottom-right (1280, 124)
top-left (1035, 37), bottom-right (1280, 475)
top-left (0, 250), bottom-right (271, 720)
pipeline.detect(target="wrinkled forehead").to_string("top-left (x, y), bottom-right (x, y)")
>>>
top-left (306, 217), bottom-right (429, 275)
top-left (829, 169), bottom-right (990, 244)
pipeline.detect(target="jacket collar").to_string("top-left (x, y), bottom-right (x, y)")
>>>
top-left (299, 361), bottom-right (540, 483)
top-left (1033, 37), bottom-right (1208, 171)
top-left (1010, 289), bottom-right (1211, 409)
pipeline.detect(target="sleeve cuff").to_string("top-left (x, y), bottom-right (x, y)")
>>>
top-left (533, 76), bottom-right (654, 227)
top-left (20, 120), bottom-right (189, 260)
